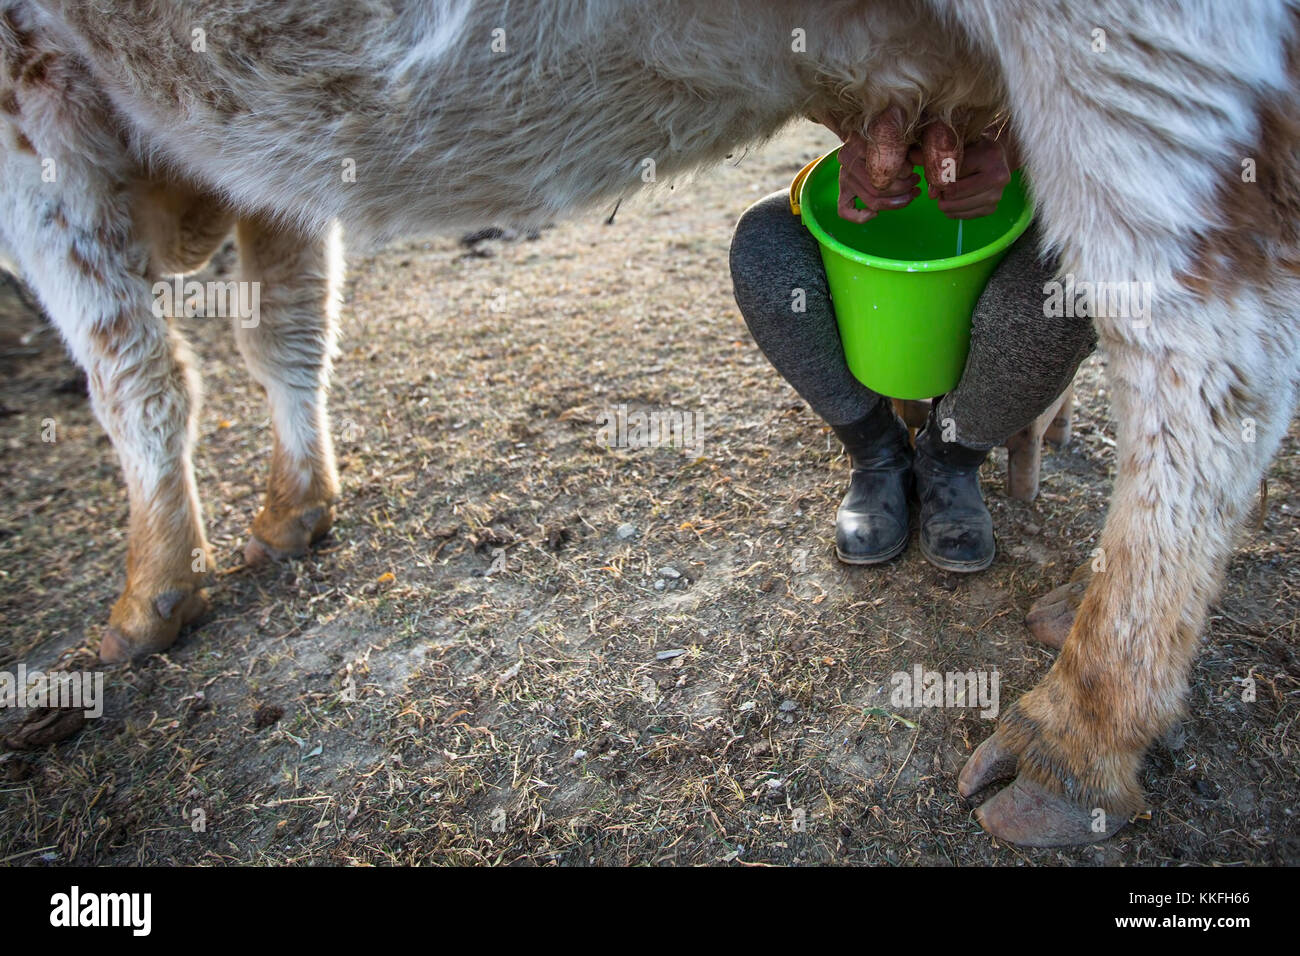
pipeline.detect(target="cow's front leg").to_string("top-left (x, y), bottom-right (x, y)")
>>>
top-left (960, 334), bottom-right (1293, 845)
top-left (234, 217), bottom-right (341, 564)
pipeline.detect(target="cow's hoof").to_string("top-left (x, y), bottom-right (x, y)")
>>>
top-left (958, 729), bottom-right (1019, 798)
top-left (959, 731), bottom-right (1128, 847)
top-left (1025, 562), bottom-right (1093, 650)
top-left (244, 503), bottom-right (333, 566)
top-left (975, 776), bottom-right (1125, 847)
top-left (101, 586), bottom-right (209, 663)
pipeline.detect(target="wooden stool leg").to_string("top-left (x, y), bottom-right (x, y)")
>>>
top-left (1044, 382), bottom-right (1074, 445)
top-left (1005, 418), bottom-right (1045, 501)
top-left (1004, 381), bottom-right (1075, 502)
top-left (890, 398), bottom-right (909, 429)
top-left (891, 398), bottom-right (931, 444)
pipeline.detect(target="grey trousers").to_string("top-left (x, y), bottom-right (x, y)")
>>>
top-left (729, 191), bottom-right (1095, 448)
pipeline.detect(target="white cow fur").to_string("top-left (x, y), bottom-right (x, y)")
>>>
top-left (0, 0), bottom-right (1296, 844)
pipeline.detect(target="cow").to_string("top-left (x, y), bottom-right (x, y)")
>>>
top-left (0, 0), bottom-right (1296, 848)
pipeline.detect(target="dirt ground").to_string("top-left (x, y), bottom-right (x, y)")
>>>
top-left (1, 123), bottom-right (1296, 866)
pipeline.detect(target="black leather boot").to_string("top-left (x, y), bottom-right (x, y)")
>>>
top-left (831, 401), bottom-right (913, 565)
top-left (913, 415), bottom-right (995, 572)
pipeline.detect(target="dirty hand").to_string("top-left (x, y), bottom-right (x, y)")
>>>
top-left (909, 132), bottom-right (1013, 220)
top-left (833, 108), bottom-right (919, 223)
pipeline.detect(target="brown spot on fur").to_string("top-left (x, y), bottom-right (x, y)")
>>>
top-left (1178, 22), bottom-right (1300, 296)
top-left (20, 52), bottom-right (52, 86)
top-left (0, 9), bottom-right (36, 82)
top-left (12, 128), bottom-right (34, 153)
top-left (1127, 35), bottom-right (1234, 91)
top-left (0, 87), bottom-right (18, 114)
top-left (67, 246), bottom-right (100, 281)
top-left (1201, 385), bottom-right (1228, 432)
top-left (88, 309), bottom-right (135, 359)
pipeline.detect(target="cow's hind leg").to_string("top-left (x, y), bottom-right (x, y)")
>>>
top-left (234, 217), bottom-right (341, 564)
top-left (961, 328), bottom-right (1295, 844)
top-left (939, 0), bottom-right (1300, 844)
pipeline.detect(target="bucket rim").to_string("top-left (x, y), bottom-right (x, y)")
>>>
top-left (799, 146), bottom-right (1034, 273)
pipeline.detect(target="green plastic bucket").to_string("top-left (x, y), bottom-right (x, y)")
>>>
top-left (793, 148), bottom-right (1033, 400)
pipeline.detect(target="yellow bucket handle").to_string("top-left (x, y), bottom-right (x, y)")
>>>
top-left (788, 153), bottom-right (828, 216)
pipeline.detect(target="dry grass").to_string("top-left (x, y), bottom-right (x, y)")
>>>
top-left (0, 123), bottom-right (1296, 866)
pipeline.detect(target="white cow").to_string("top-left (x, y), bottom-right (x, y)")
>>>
top-left (0, 0), bottom-right (1296, 847)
